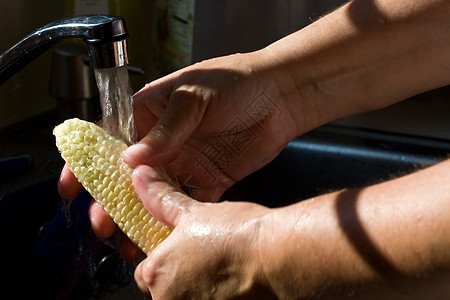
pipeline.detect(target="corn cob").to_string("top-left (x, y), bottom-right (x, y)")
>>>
top-left (53, 118), bottom-right (172, 255)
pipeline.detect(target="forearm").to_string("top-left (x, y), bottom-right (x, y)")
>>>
top-left (256, 0), bottom-right (450, 134)
top-left (259, 159), bottom-right (450, 299)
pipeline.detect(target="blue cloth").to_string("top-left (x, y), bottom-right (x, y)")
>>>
top-left (35, 189), bottom-right (92, 271)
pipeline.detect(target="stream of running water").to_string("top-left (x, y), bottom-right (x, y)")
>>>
top-left (94, 66), bottom-right (136, 145)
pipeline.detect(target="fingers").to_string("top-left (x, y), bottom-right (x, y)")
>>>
top-left (89, 200), bottom-right (145, 261)
top-left (91, 164), bottom-right (196, 261)
top-left (124, 85), bottom-right (212, 168)
top-left (60, 165), bottom-right (142, 258)
top-left (58, 164), bottom-right (82, 200)
top-left (89, 201), bottom-right (116, 238)
top-left (134, 261), bottom-right (152, 297)
top-left (59, 165), bottom-right (145, 258)
top-left (133, 165), bottom-right (197, 228)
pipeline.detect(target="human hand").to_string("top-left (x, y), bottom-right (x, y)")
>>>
top-left (123, 52), bottom-right (299, 202)
top-left (58, 51), bottom-right (298, 259)
top-left (131, 165), bottom-right (275, 299)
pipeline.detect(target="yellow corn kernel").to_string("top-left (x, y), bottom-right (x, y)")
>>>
top-left (53, 118), bottom-right (172, 255)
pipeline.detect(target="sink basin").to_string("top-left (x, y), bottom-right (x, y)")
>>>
top-left (2, 116), bottom-right (450, 298)
top-left (222, 125), bottom-right (450, 207)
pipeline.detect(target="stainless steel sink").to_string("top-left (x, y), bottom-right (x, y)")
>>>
top-left (2, 115), bottom-right (450, 298)
top-left (223, 125), bottom-right (450, 207)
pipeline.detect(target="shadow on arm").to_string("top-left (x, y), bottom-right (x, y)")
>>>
top-left (335, 188), bottom-right (405, 280)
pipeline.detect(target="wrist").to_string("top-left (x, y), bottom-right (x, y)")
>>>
top-left (256, 197), bottom-right (373, 299)
top-left (244, 48), bottom-right (313, 140)
top-left (258, 203), bottom-right (325, 299)
top-left (250, 41), bottom-right (335, 138)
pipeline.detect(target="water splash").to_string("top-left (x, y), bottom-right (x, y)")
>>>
top-left (94, 66), bottom-right (136, 145)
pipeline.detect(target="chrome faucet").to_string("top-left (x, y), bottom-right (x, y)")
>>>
top-left (0, 15), bottom-right (128, 85)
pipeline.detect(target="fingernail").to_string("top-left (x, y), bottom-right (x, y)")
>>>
top-left (124, 143), bottom-right (150, 158)
top-left (123, 143), bottom-right (151, 166)
top-left (133, 165), bottom-right (161, 185)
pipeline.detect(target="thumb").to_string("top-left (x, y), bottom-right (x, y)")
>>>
top-left (132, 165), bottom-right (197, 228)
top-left (124, 86), bottom-right (212, 168)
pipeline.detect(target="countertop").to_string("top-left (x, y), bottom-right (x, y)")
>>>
top-left (334, 86), bottom-right (450, 140)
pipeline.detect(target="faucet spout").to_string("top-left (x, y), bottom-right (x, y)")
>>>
top-left (0, 15), bottom-right (128, 85)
